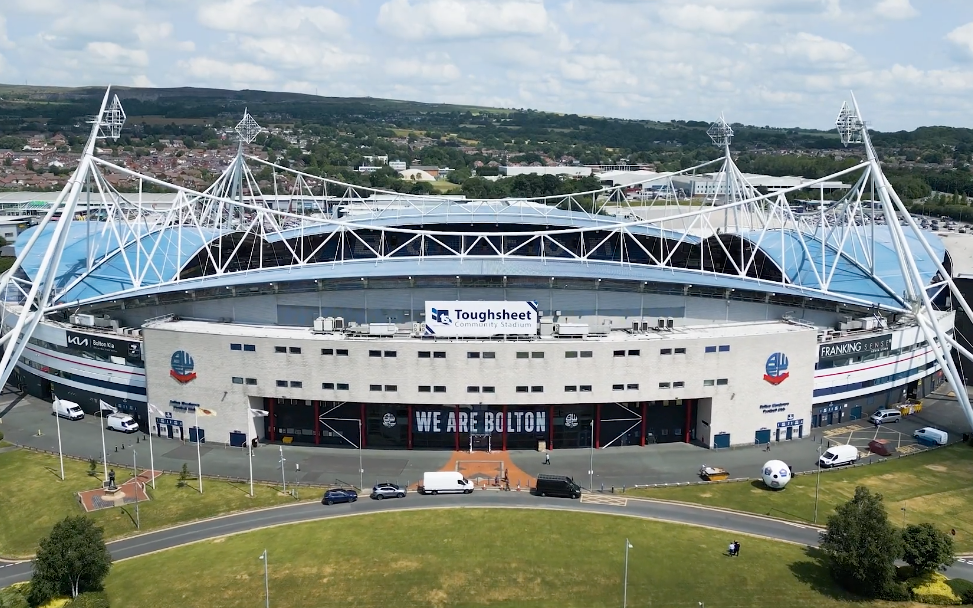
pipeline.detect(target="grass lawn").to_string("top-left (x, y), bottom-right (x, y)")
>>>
top-left (0, 448), bottom-right (316, 559)
top-left (430, 180), bottom-right (463, 193)
top-left (104, 509), bottom-right (887, 608)
top-left (629, 444), bottom-right (973, 551)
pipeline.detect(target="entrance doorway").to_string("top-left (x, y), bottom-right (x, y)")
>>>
top-left (470, 434), bottom-right (492, 452)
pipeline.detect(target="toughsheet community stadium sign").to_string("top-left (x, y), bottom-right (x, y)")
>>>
top-left (424, 301), bottom-right (538, 337)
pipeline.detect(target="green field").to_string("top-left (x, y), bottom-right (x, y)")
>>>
top-left (0, 448), bottom-right (315, 558)
top-left (630, 444), bottom-right (973, 550)
top-left (103, 509), bottom-right (883, 608)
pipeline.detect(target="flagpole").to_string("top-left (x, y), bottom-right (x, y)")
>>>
top-left (195, 406), bottom-right (203, 494)
top-left (246, 400), bottom-right (254, 498)
top-left (54, 398), bottom-right (64, 481)
top-left (148, 416), bottom-right (156, 490)
top-left (249, 443), bottom-right (254, 498)
top-left (99, 402), bottom-right (108, 482)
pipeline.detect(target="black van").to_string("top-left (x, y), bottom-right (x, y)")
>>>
top-left (535, 474), bottom-right (582, 499)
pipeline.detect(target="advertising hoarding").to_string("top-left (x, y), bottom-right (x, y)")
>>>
top-left (424, 301), bottom-right (538, 337)
top-left (818, 334), bottom-right (892, 362)
top-left (66, 330), bottom-right (142, 360)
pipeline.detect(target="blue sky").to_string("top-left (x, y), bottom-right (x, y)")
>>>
top-left (1, 0), bottom-right (971, 131)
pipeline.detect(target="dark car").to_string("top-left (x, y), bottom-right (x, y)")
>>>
top-left (370, 482), bottom-right (406, 500)
top-left (534, 474), bottom-right (582, 499)
top-left (322, 488), bottom-right (358, 505)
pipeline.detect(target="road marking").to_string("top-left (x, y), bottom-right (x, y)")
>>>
top-left (897, 444), bottom-right (921, 456)
top-left (581, 494), bottom-right (628, 507)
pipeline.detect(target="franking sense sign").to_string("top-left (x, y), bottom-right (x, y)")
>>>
top-left (818, 334), bottom-right (892, 362)
top-left (424, 301), bottom-right (538, 337)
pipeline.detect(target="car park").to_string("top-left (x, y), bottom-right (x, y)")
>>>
top-left (322, 488), bottom-right (358, 505)
top-left (370, 482), bottom-right (406, 500)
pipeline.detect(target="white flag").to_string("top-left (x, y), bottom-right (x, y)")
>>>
top-left (250, 408), bottom-right (270, 417)
top-left (99, 400), bottom-right (117, 415)
top-left (147, 403), bottom-right (164, 415)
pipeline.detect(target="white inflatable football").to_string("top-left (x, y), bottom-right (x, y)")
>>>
top-left (761, 459), bottom-right (791, 489)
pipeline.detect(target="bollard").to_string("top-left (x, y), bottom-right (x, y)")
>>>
top-left (600, 482), bottom-right (604, 493)
top-left (114, 446), bottom-right (118, 453)
top-left (611, 486), bottom-right (614, 494)
top-left (295, 463), bottom-right (300, 472)
top-left (622, 484), bottom-right (626, 494)
top-left (516, 481), bottom-right (521, 492)
top-left (136, 437), bottom-right (140, 444)
top-left (121, 444), bottom-right (125, 450)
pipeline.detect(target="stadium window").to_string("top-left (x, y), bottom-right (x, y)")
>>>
top-left (531, 352), bottom-right (544, 359)
top-left (322, 382), bottom-right (335, 390)
top-left (674, 348), bottom-right (686, 354)
top-left (516, 386), bottom-right (529, 393)
top-left (703, 379), bottom-right (715, 387)
top-left (531, 386), bottom-right (544, 393)
top-left (564, 385), bottom-right (578, 392)
top-left (580, 385), bottom-right (592, 392)
top-left (274, 346), bottom-right (286, 354)
top-left (232, 376), bottom-right (244, 384)
top-left (418, 385), bottom-right (431, 393)
top-left (370, 384), bottom-right (382, 392)
top-left (321, 348), bottom-right (334, 356)
top-left (627, 383), bottom-right (639, 390)
top-left (337, 383), bottom-right (349, 391)
top-left (467, 386), bottom-right (480, 393)
top-left (718, 345), bottom-right (730, 352)
top-left (565, 351), bottom-right (578, 358)
top-left (244, 344), bottom-right (256, 352)
top-left (613, 384), bottom-right (624, 391)
top-left (384, 351), bottom-right (397, 358)
top-left (580, 351), bottom-right (593, 358)
top-left (336, 349), bottom-right (349, 356)
top-left (369, 350), bottom-right (381, 358)
top-left (659, 382), bottom-right (671, 389)
top-left (433, 351), bottom-right (446, 359)
top-left (289, 347), bottom-right (302, 354)
top-left (628, 349), bottom-right (640, 356)
top-left (516, 352), bottom-right (529, 359)
top-left (290, 381), bottom-right (303, 388)
top-left (230, 343), bottom-right (242, 351)
top-left (483, 352), bottom-right (495, 359)
top-left (385, 385), bottom-right (397, 392)
top-left (704, 346), bottom-right (717, 353)
top-left (433, 386), bottom-right (446, 393)
top-left (245, 378), bottom-right (257, 386)
top-left (660, 348), bottom-right (672, 355)
top-left (613, 350), bottom-right (625, 357)
top-left (716, 378), bottom-right (729, 386)
top-left (275, 380), bottom-right (287, 387)
top-left (482, 386), bottom-right (495, 393)
top-left (673, 381), bottom-right (685, 388)
top-left (467, 352), bottom-right (481, 359)
top-left (418, 351), bottom-right (431, 358)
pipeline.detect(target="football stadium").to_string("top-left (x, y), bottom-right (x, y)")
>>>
top-left (0, 90), bottom-right (968, 452)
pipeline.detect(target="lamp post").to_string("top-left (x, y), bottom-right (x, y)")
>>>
top-left (194, 406), bottom-right (203, 494)
top-left (99, 404), bottom-right (108, 483)
top-left (814, 445), bottom-right (822, 524)
top-left (258, 549), bottom-right (269, 608)
top-left (53, 397), bottom-right (65, 481)
top-left (146, 404), bottom-right (163, 490)
top-left (623, 538), bottom-right (633, 608)
top-left (901, 506), bottom-right (907, 528)
top-left (132, 449), bottom-right (140, 529)
top-left (588, 419), bottom-right (594, 491)
top-left (358, 420), bottom-right (364, 491)
top-left (278, 445), bottom-right (286, 495)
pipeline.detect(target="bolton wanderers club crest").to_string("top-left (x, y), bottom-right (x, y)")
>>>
top-left (763, 352), bottom-right (789, 385)
top-left (565, 413), bottom-right (579, 428)
top-left (382, 413), bottom-right (396, 428)
top-left (170, 350), bottom-right (197, 383)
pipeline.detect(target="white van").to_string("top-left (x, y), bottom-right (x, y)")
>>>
top-left (52, 399), bottom-right (84, 420)
top-left (914, 427), bottom-right (948, 446)
top-left (818, 444), bottom-right (859, 468)
top-left (106, 413), bottom-right (139, 433)
top-left (418, 471), bottom-right (474, 495)
top-left (869, 409), bottom-right (902, 425)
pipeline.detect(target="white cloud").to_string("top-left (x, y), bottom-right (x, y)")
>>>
top-left (385, 56), bottom-right (461, 82)
top-left (873, 0), bottom-right (918, 20)
top-left (657, 4), bottom-right (759, 34)
top-left (0, 16), bottom-right (13, 50)
top-left (178, 57), bottom-right (277, 84)
top-left (775, 33), bottom-right (861, 67)
top-left (947, 22), bottom-right (973, 57)
top-left (85, 42), bottom-right (149, 68)
top-left (197, 0), bottom-right (347, 35)
top-left (236, 36), bottom-right (366, 72)
top-left (376, 0), bottom-right (549, 41)
top-left (132, 74), bottom-right (156, 87)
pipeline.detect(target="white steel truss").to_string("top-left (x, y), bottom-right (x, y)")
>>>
top-left (0, 88), bottom-right (970, 431)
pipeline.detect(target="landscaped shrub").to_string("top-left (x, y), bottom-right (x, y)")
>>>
top-left (896, 565), bottom-right (916, 581)
top-left (878, 581), bottom-right (911, 602)
top-left (948, 579), bottom-right (973, 604)
top-left (0, 583), bottom-right (29, 608)
top-left (66, 591), bottom-right (110, 608)
top-left (910, 572), bottom-right (962, 605)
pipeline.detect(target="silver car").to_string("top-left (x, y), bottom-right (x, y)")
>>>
top-left (370, 482), bottom-right (406, 500)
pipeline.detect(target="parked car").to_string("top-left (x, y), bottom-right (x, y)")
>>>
top-left (370, 483), bottom-right (406, 500)
top-left (106, 413), bottom-right (139, 433)
top-left (914, 427), bottom-right (948, 446)
top-left (818, 444), bottom-right (859, 468)
top-left (322, 488), bottom-right (358, 505)
top-left (52, 399), bottom-right (84, 420)
top-left (868, 409), bottom-right (902, 425)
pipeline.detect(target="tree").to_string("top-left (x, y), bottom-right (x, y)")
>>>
top-left (820, 486), bottom-right (901, 598)
top-left (902, 523), bottom-right (954, 576)
top-left (28, 516), bottom-right (111, 605)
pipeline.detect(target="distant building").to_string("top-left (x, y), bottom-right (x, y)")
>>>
top-left (362, 155), bottom-right (389, 165)
top-left (389, 160), bottom-right (407, 171)
top-left (500, 166), bottom-right (592, 178)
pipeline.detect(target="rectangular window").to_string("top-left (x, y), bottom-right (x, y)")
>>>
top-left (467, 352), bottom-right (480, 359)
top-left (369, 350), bottom-right (381, 358)
top-left (659, 382), bottom-right (671, 389)
top-left (245, 378), bottom-right (257, 386)
top-left (580, 385), bottom-right (592, 392)
top-left (613, 384), bottom-right (624, 391)
top-left (674, 348), bottom-right (686, 354)
top-left (433, 386), bottom-right (446, 393)
top-left (531, 386), bottom-right (544, 393)
top-left (337, 349), bottom-right (349, 356)
top-left (370, 384), bottom-right (382, 392)
top-left (516, 386), bottom-right (529, 393)
top-left (614, 350), bottom-right (625, 357)
top-left (337, 383), bottom-right (349, 390)
top-left (483, 352), bottom-right (495, 359)
top-left (384, 385), bottom-right (397, 392)
top-left (418, 385), bottom-right (431, 393)
top-left (531, 352), bottom-right (544, 359)
top-left (627, 383), bottom-right (639, 390)
top-left (230, 343), bottom-right (242, 351)
top-left (660, 348), bottom-right (672, 355)
top-left (290, 381), bottom-right (303, 388)
top-left (673, 381), bottom-right (685, 388)
top-left (232, 376), bottom-right (244, 384)
top-left (703, 379), bottom-right (715, 387)
top-left (467, 386), bottom-right (480, 393)
top-left (289, 347), bottom-right (301, 354)
top-left (244, 344), bottom-right (256, 352)
top-left (516, 352), bottom-right (529, 359)
top-left (628, 349), bottom-right (640, 356)
top-left (418, 351), bottom-right (431, 358)
top-left (718, 345), bottom-right (730, 352)
top-left (275, 380), bottom-right (287, 387)
top-left (384, 351), bottom-right (397, 358)
top-left (580, 351), bottom-right (593, 358)
top-left (322, 382), bottom-right (335, 390)
top-left (274, 346), bottom-right (286, 354)
top-left (564, 385), bottom-right (577, 392)
top-left (716, 378), bottom-right (729, 386)
top-left (434, 351), bottom-right (446, 359)
top-left (704, 346), bottom-right (717, 353)
top-left (482, 386), bottom-right (495, 393)
top-left (321, 348), bottom-right (333, 356)
top-left (565, 351), bottom-right (578, 358)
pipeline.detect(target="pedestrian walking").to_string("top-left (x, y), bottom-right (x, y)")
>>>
top-left (734, 541), bottom-right (741, 557)
top-left (727, 541), bottom-right (735, 557)
top-left (544, 452), bottom-right (550, 465)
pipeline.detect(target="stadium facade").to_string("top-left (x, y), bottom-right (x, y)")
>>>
top-left (0, 92), bottom-right (966, 452)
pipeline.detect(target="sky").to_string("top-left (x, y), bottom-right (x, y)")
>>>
top-left (1, 0), bottom-right (972, 131)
